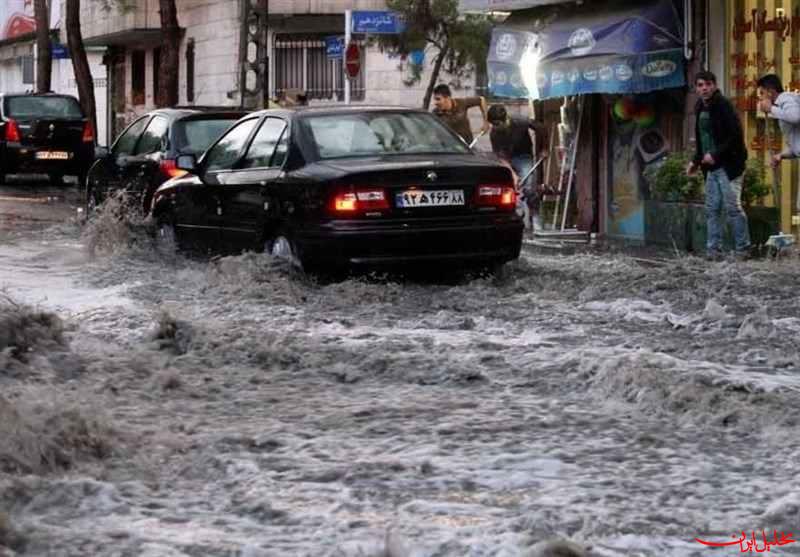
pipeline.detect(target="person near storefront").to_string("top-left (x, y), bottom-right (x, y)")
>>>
top-left (756, 74), bottom-right (800, 168)
top-left (687, 70), bottom-right (751, 260)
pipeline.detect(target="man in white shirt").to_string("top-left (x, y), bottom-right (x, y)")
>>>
top-left (756, 74), bottom-right (800, 167)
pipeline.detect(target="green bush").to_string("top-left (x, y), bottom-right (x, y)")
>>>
top-left (644, 152), bottom-right (703, 202)
top-left (741, 157), bottom-right (770, 209)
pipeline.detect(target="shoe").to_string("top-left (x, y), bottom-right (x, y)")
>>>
top-left (705, 251), bottom-right (724, 261)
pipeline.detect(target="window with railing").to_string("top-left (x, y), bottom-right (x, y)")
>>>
top-left (274, 34), bottom-right (365, 102)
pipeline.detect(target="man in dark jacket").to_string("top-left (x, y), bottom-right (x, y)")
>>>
top-left (687, 70), bottom-right (751, 259)
top-left (487, 104), bottom-right (547, 229)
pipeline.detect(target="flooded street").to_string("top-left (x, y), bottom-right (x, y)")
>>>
top-left (2, 183), bottom-right (800, 557)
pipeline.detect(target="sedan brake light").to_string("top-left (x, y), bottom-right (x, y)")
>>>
top-left (476, 184), bottom-right (516, 209)
top-left (329, 187), bottom-right (389, 215)
top-left (81, 121), bottom-right (95, 143)
top-left (5, 119), bottom-right (21, 142)
top-left (160, 159), bottom-right (188, 179)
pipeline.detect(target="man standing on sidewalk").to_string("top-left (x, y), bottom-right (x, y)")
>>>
top-left (687, 70), bottom-right (751, 259)
top-left (756, 74), bottom-right (800, 168)
top-left (431, 84), bottom-right (489, 146)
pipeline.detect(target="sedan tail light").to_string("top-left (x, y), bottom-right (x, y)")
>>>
top-left (5, 119), bottom-right (21, 142)
top-left (159, 159), bottom-right (188, 179)
top-left (328, 187), bottom-right (389, 216)
top-left (81, 121), bottom-right (95, 143)
top-left (475, 184), bottom-right (516, 209)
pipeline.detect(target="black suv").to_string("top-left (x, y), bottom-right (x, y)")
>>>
top-left (0, 92), bottom-right (96, 185)
top-left (86, 108), bottom-right (246, 214)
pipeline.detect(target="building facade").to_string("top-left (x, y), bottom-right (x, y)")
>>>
top-left (0, 0), bottom-right (109, 145)
top-left (76, 0), bottom-right (484, 145)
top-left (707, 0), bottom-right (799, 236)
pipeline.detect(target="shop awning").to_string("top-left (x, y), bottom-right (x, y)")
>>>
top-left (486, 0), bottom-right (685, 100)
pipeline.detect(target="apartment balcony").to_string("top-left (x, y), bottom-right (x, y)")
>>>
top-left (73, 0), bottom-right (161, 47)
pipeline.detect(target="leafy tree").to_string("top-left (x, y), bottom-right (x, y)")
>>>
top-left (379, 0), bottom-right (492, 109)
top-left (34, 0), bottom-right (52, 92)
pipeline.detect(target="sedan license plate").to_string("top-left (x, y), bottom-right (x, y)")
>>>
top-left (35, 151), bottom-right (70, 160)
top-left (396, 189), bottom-right (464, 208)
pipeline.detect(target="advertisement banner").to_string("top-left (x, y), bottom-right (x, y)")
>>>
top-left (486, 0), bottom-right (685, 99)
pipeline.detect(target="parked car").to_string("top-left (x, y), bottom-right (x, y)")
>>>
top-left (151, 106), bottom-right (524, 272)
top-left (0, 92), bottom-right (96, 185)
top-left (85, 108), bottom-right (246, 214)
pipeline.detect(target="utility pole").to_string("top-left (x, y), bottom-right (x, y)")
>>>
top-left (238, 0), bottom-right (269, 109)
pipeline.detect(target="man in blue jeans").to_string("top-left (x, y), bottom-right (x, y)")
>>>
top-left (687, 70), bottom-right (751, 260)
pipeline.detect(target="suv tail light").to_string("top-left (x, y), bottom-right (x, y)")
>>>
top-left (81, 121), bottom-right (95, 143)
top-left (328, 187), bottom-right (389, 216)
top-left (159, 159), bottom-right (188, 179)
top-left (475, 184), bottom-right (516, 210)
top-left (5, 119), bottom-right (21, 142)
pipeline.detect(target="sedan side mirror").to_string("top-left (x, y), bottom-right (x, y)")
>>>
top-left (176, 153), bottom-right (197, 172)
top-left (94, 145), bottom-right (109, 159)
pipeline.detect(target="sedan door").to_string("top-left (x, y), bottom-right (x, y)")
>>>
top-left (216, 117), bottom-right (289, 252)
top-left (175, 117), bottom-right (259, 249)
top-left (88, 115), bottom-right (150, 200)
top-left (125, 116), bottom-right (170, 210)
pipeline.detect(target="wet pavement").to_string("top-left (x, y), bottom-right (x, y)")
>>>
top-left (1, 181), bottom-right (800, 557)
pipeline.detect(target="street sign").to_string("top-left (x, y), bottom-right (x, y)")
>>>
top-left (351, 11), bottom-right (405, 34)
top-left (325, 36), bottom-right (344, 59)
top-left (51, 43), bottom-right (70, 59)
top-left (345, 42), bottom-right (361, 79)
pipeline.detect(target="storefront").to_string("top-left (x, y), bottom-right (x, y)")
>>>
top-left (485, 0), bottom-right (688, 241)
top-left (718, 0), bottom-right (799, 235)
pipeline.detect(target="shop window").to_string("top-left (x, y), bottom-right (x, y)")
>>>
top-left (131, 50), bottom-right (145, 105)
top-left (274, 34), bottom-right (365, 102)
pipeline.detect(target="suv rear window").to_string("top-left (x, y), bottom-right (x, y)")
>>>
top-left (4, 96), bottom-right (84, 119)
top-left (173, 118), bottom-right (239, 155)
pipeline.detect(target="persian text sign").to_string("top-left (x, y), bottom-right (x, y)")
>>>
top-left (351, 11), bottom-right (405, 34)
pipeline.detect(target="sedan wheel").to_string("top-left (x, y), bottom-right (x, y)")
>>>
top-left (85, 187), bottom-right (99, 219)
top-left (269, 235), bottom-right (303, 270)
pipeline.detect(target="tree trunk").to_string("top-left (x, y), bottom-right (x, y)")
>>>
top-left (66, 0), bottom-right (97, 142)
top-left (157, 0), bottom-right (180, 107)
top-left (422, 43), bottom-right (449, 110)
top-left (34, 0), bottom-right (51, 92)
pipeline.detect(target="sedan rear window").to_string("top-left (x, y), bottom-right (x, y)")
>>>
top-left (5, 96), bottom-right (84, 119)
top-left (173, 118), bottom-right (239, 155)
top-left (301, 112), bottom-right (470, 160)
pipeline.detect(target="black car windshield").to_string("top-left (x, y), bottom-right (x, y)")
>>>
top-left (174, 118), bottom-right (239, 155)
top-left (5, 96), bottom-right (83, 119)
top-left (301, 112), bottom-right (470, 159)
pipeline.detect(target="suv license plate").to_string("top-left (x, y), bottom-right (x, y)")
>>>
top-left (36, 151), bottom-right (70, 160)
top-left (396, 189), bottom-right (464, 208)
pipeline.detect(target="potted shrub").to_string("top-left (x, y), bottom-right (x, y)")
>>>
top-left (643, 151), bottom-right (704, 250)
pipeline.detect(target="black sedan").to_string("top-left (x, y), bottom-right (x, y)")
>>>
top-left (151, 106), bottom-right (523, 271)
top-left (0, 93), bottom-right (96, 185)
top-left (86, 108), bottom-right (246, 214)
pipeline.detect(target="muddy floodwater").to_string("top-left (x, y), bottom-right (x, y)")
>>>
top-left (2, 184), bottom-right (800, 557)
